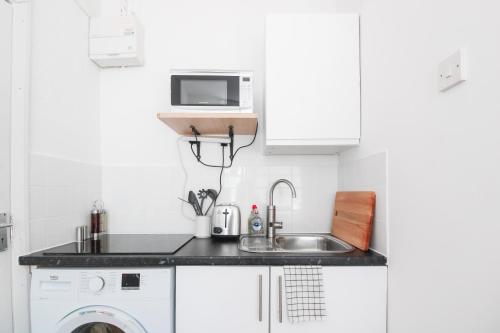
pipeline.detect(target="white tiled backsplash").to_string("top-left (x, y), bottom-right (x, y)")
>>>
top-left (29, 150), bottom-right (385, 254)
top-left (102, 158), bottom-right (339, 235)
top-left (338, 151), bottom-right (388, 255)
top-left (29, 153), bottom-right (102, 251)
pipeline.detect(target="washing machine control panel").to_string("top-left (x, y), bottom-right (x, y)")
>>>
top-left (121, 273), bottom-right (141, 290)
top-left (83, 273), bottom-right (141, 293)
top-left (31, 268), bottom-right (173, 301)
top-left (80, 272), bottom-right (114, 294)
top-left (78, 270), bottom-right (152, 297)
top-left (88, 276), bottom-right (105, 292)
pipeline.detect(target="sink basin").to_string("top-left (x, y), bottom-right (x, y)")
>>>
top-left (275, 234), bottom-right (354, 253)
top-left (238, 234), bottom-right (354, 253)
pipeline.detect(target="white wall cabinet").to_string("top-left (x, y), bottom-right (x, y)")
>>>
top-left (176, 265), bottom-right (387, 333)
top-left (176, 266), bottom-right (270, 333)
top-left (265, 14), bottom-right (360, 155)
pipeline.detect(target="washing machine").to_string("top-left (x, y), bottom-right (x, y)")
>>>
top-left (30, 268), bottom-right (174, 333)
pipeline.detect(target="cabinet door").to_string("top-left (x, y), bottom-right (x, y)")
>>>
top-left (176, 266), bottom-right (269, 333)
top-left (270, 266), bottom-right (387, 333)
top-left (265, 14), bottom-right (360, 151)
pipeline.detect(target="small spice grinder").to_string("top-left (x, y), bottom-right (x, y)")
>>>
top-left (90, 200), bottom-right (107, 240)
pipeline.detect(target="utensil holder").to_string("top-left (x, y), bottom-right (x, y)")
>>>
top-left (195, 215), bottom-right (211, 238)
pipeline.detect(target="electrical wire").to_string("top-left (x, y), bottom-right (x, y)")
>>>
top-left (230, 121), bottom-right (259, 163)
top-left (217, 145), bottom-right (225, 200)
top-left (177, 136), bottom-right (195, 221)
top-left (212, 145), bottom-right (226, 214)
top-left (190, 143), bottom-right (231, 168)
top-left (190, 121), bottom-right (259, 168)
top-left (202, 144), bottom-right (225, 215)
top-left (188, 121), bottom-right (259, 215)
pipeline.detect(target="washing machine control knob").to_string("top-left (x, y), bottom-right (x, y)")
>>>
top-left (89, 276), bottom-right (105, 292)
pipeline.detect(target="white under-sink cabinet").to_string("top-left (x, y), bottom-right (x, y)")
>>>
top-left (265, 14), bottom-right (360, 154)
top-left (270, 266), bottom-right (387, 333)
top-left (176, 266), bottom-right (386, 333)
top-left (176, 266), bottom-right (269, 333)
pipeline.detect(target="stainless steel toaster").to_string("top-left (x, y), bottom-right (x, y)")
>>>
top-left (211, 204), bottom-right (241, 238)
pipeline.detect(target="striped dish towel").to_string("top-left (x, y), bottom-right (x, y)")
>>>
top-left (283, 265), bottom-right (327, 323)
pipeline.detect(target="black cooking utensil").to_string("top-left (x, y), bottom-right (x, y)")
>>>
top-left (197, 189), bottom-right (208, 212)
top-left (177, 197), bottom-right (190, 204)
top-left (188, 191), bottom-right (203, 216)
top-left (203, 189), bottom-right (218, 215)
top-left (206, 189), bottom-right (218, 201)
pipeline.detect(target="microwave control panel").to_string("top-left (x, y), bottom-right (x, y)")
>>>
top-left (239, 73), bottom-right (253, 110)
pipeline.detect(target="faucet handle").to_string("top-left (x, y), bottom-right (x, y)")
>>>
top-left (272, 221), bottom-right (283, 230)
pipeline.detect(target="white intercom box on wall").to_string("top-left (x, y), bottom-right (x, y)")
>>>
top-left (89, 15), bottom-right (144, 68)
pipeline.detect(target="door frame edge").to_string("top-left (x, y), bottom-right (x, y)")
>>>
top-left (9, 1), bottom-right (31, 332)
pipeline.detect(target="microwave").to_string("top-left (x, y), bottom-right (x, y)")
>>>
top-left (170, 70), bottom-right (253, 113)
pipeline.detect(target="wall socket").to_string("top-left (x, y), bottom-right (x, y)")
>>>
top-left (0, 228), bottom-right (7, 252)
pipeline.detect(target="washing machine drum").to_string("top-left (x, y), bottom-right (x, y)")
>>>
top-left (71, 323), bottom-right (124, 333)
top-left (56, 306), bottom-right (146, 333)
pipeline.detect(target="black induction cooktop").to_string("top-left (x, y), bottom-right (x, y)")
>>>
top-left (42, 234), bottom-right (193, 255)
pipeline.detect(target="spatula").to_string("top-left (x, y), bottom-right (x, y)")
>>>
top-left (188, 191), bottom-right (203, 216)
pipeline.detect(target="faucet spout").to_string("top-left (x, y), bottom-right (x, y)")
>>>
top-left (267, 179), bottom-right (297, 241)
top-left (269, 179), bottom-right (297, 206)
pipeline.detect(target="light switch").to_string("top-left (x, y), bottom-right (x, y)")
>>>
top-left (439, 49), bottom-right (467, 92)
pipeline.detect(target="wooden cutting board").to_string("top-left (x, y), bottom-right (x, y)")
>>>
top-left (331, 191), bottom-right (376, 251)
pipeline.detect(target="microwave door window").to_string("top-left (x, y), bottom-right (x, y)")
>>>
top-left (181, 80), bottom-right (228, 105)
top-left (171, 75), bottom-right (240, 107)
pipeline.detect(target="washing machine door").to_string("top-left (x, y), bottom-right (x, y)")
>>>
top-left (56, 306), bottom-right (147, 333)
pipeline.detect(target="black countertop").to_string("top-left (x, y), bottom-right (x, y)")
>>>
top-left (19, 234), bottom-right (386, 267)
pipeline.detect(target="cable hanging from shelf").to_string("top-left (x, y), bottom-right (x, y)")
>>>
top-left (186, 121), bottom-right (258, 208)
top-left (188, 121), bottom-right (258, 169)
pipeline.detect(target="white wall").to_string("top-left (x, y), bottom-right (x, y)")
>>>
top-left (29, 0), bottom-right (101, 250)
top-left (342, 0), bottom-right (500, 331)
top-left (100, 0), bottom-right (359, 234)
top-left (338, 151), bottom-right (388, 255)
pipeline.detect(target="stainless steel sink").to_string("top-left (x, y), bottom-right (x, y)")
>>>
top-left (238, 234), bottom-right (354, 253)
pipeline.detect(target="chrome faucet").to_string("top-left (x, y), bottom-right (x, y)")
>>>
top-left (267, 179), bottom-right (297, 242)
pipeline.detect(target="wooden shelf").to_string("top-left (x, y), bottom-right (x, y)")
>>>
top-left (157, 112), bottom-right (258, 136)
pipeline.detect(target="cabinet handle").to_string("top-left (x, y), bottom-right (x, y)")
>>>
top-left (278, 275), bottom-right (283, 323)
top-left (258, 274), bottom-right (263, 322)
